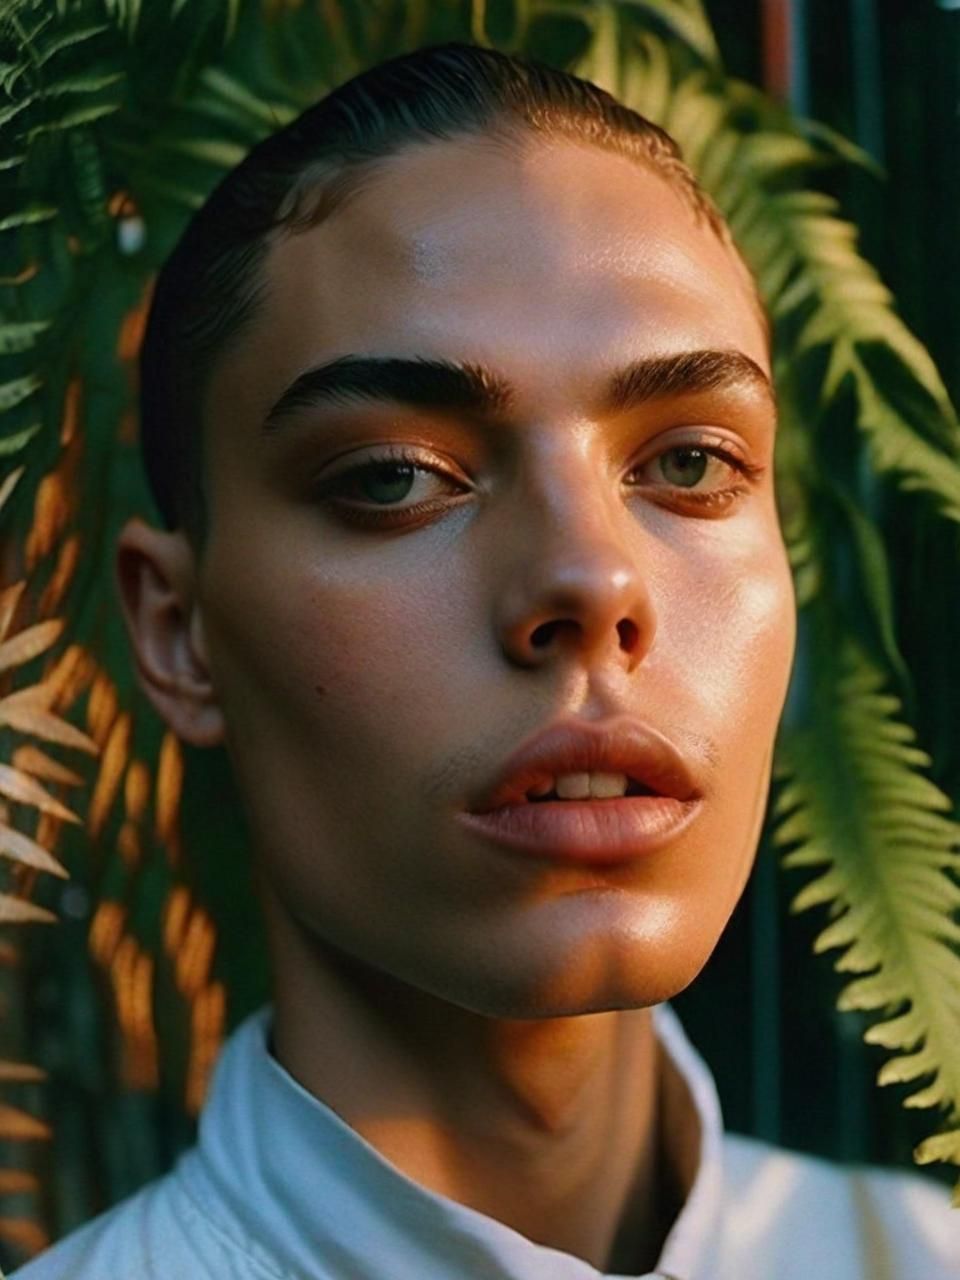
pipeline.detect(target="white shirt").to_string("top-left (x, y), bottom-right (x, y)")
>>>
top-left (9, 1003), bottom-right (959, 1279)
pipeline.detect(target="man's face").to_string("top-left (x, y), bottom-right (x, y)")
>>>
top-left (196, 134), bottom-right (796, 1017)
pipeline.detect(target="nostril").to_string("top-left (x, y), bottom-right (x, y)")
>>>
top-left (617, 618), bottom-right (638, 651)
top-left (531, 620), bottom-right (560, 648)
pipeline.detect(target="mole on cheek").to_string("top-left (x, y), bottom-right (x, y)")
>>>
top-left (314, 683), bottom-right (328, 697)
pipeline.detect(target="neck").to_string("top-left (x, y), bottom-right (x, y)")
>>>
top-left (266, 909), bottom-right (692, 1273)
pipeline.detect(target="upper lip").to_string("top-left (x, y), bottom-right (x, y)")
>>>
top-left (468, 716), bottom-right (701, 813)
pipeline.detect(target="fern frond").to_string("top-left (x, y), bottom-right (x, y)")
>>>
top-left (0, 373), bottom-right (42, 411)
top-left (773, 633), bottom-right (960, 1187)
top-left (0, 423), bottom-right (40, 456)
top-left (0, 1106), bottom-right (50, 1141)
top-left (0, 465), bottom-right (25, 513)
top-left (27, 24), bottom-right (111, 69)
top-left (0, 1063), bottom-right (45, 1084)
top-left (0, 619), bottom-right (63, 673)
top-left (915, 1130), bottom-right (960, 1208)
top-left (0, 823), bottom-right (67, 878)
top-left (616, 0), bottom-right (719, 63)
top-left (0, 893), bottom-right (56, 924)
top-left (0, 206), bottom-right (56, 234)
top-left (19, 99), bottom-right (122, 142)
top-left (154, 136), bottom-right (248, 168)
top-left (0, 323), bottom-right (50, 355)
top-left (196, 65), bottom-right (295, 127)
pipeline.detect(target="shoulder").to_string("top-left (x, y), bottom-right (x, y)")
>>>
top-left (5, 1158), bottom-right (281, 1280)
top-left (719, 1131), bottom-right (959, 1279)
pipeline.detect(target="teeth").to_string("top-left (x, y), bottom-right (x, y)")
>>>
top-left (553, 771), bottom-right (629, 800)
top-left (586, 771), bottom-right (630, 798)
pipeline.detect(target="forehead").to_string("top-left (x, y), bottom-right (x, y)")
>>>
top-left (206, 135), bottom-right (768, 432)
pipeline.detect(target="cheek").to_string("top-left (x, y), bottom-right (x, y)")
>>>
top-left (649, 522), bottom-right (794, 906)
top-left (671, 521), bottom-right (796, 737)
top-left (201, 535), bottom-right (473, 761)
top-left (679, 532), bottom-right (795, 876)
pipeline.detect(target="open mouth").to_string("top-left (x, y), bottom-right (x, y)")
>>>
top-left (526, 779), bottom-right (658, 803)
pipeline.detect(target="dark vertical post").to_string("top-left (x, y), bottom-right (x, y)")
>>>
top-left (762, 0), bottom-right (811, 113)
top-left (850, 0), bottom-right (885, 163)
top-left (756, 0), bottom-right (814, 1152)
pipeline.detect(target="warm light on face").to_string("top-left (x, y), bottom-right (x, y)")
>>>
top-left (195, 135), bottom-right (796, 1019)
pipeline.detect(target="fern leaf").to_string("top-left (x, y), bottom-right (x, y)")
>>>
top-left (0, 423), bottom-right (41, 456)
top-left (32, 24), bottom-right (111, 69)
top-left (0, 1059), bottom-right (44, 1080)
top-left (0, 765), bottom-right (78, 824)
top-left (0, 824), bottom-right (68, 879)
top-left (0, 686), bottom-right (54, 715)
top-left (915, 1127), bottom-right (960, 1203)
top-left (156, 136), bottom-right (248, 167)
top-left (0, 584), bottom-right (25, 643)
top-left (849, 361), bottom-right (960, 521)
top-left (0, 207), bottom-right (56, 232)
top-left (0, 895), bottom-right (57, 925)
top-left (0, 1172), bottom-right (39, 1194)
top-left (798, 117), bottom-right (885, 178)
top-left (0, 619), bottom-right (64, 673)
top-left (0, 323), bottom-right (49, 355)
top-left (773, 635), bottom-right (960, 1183)
top-left (0, 702), bottom-right (98, 753)
top-left (43, 69), bottom-right (126, 95)
top-left (11, 744), bottom-right (84, 786)
top-left (620, 0), bottom-right (719, 63)
top-left (0, 1217), bottom-right (49, 1256)
top-left (20, 100), bottom-right (122, 142)
top-left (0, 466), bottom-right (25, 514)
top-left (87, 711), bottom-right (131, 838)
top-left (617, 31), bottom-right (674, 123)
top-left (0, 375), bottom-right (41, 414)
top-left (0, 96), bottom-right (37, 128)
top-left (198, 66), bottom-right (294, 127)
top-left (0, 1106), bottom-right (51, 1141)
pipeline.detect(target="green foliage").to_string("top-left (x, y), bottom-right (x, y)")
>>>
top-left (1, 0), bottom-right (959, 1263)
top-left (771, 633), bottom-right (960, 1204)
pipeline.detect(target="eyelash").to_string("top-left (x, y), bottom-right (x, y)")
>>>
top-left (316, 439), bottom-right (766, 528)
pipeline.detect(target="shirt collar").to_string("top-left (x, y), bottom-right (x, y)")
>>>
top-left (179, 1001), bottom-right (725, 1280)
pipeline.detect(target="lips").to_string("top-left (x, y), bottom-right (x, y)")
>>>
top-left (467, 716), bottom-right (701, 815)
top-left (457, 793), bottom-right (701, 864)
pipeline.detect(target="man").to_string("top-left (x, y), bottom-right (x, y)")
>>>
top-left (12, 39), bottom-right (957, 1280)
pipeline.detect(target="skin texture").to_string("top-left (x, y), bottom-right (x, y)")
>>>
top-left (117, 133), bottom-right (797, 1272)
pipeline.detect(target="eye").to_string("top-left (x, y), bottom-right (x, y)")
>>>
top-left (629, 439), bottom-right (764, 512)
top-left (314, 445), bottom-right (469, 526)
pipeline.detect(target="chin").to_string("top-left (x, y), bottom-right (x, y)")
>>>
top-left (438, 926), bottom-right (721, 1021)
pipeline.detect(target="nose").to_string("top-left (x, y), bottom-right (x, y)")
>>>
top-left (495, 492), bottom-right (657, 674)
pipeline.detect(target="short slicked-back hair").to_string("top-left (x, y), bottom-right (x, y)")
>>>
top-left (138, 39), bottom-right (754, 551)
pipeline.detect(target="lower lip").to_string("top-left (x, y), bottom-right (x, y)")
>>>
top-left (456, 796), bottom-right (702, 865)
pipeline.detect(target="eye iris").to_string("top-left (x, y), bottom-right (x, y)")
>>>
top-left (661, 448), bottom-right (708, 488)
top-left (360, 462), bottom-right (416, 505)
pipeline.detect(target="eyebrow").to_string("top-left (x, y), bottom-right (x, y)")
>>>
top-left (260, 348), bottom-right (775, 435)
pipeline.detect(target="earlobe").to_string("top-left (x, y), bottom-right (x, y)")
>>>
top-left (114, 517), bottom-right (226, 747)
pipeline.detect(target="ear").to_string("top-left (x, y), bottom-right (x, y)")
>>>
top-left (115, 517), bottom-right (225, 747)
